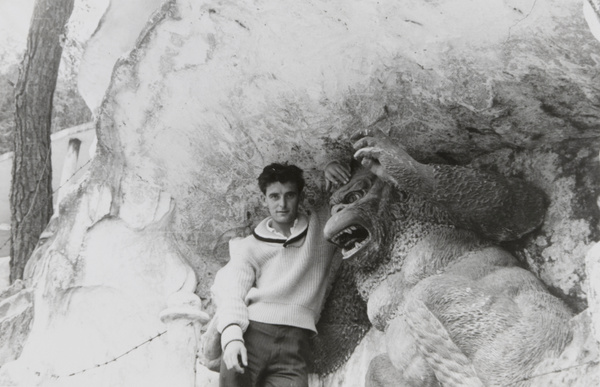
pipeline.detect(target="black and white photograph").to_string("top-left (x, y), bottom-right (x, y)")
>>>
top-left (0, 1), bottom-right (599, 386)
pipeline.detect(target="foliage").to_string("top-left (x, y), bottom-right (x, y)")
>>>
top-left (0, 38), bottom-right (91, 156)
top-left (0, 63), bottom-right (18, 155)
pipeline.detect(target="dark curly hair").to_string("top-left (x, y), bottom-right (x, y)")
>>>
top-left (258, 163), bottom-right (305, 194)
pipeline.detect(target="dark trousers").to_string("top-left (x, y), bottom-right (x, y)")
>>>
top-left (219, 321), bottom-right (311, 387)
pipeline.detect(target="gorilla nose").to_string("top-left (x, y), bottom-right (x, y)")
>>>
top-left (331, 203), bottom-right (346, 215)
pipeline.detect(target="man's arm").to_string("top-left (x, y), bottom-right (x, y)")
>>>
top-left (353, 135), bottom-right (547, 241)
top-left (210, 238), bottom-right (255, 372)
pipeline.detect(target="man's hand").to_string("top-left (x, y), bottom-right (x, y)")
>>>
top-left (223, 340), bottom-right (248, 373)
top-left (324, 161), bottom-right (351, 192)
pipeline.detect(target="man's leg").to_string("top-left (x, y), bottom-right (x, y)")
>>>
top-left (219, 321), bottom-right (272, 387)
top-left (262, 325), bottom-right (311, 387)
top-left (219, 356), bottom-right (253, 387)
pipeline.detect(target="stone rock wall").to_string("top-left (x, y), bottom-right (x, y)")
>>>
top-left (1, 0), bottom-right (599, 385)
top-left (0, 282), bottom-right (31, 367)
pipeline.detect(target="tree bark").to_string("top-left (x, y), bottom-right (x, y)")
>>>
top-left (10, 0), bottom-right (75, 282)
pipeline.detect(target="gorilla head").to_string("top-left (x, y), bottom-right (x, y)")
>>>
top-left (324, 164), bottom-right (455, 274)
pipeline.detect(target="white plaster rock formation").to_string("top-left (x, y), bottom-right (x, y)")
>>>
top-left (0, 282), bottom-right (31, 367)
top-left (76, 0), bottom-right (164, 114)
top-left (1, 0), bottom-right (600, 385)
top-left (587, 241), bottom-right (600, 353)
top-left (585, 0), bottom-right (600, 41)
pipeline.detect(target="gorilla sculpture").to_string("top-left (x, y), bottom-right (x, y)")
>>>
top-left (323, 134), bottom-right (574, 386)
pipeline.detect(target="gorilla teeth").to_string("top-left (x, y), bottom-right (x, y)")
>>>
top-left (342, 239), bottom-right (368, 259)
top-left (331, 225), bottom-right (370, 258)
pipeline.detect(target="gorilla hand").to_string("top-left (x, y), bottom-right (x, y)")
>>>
top-left (353, 136), bottom-right (431, 190)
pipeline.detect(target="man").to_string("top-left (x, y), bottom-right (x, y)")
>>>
top-left (211, 161), bottom-right (350, 387)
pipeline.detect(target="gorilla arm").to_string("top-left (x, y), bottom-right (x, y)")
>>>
top-left (353, 136), bottom-right (547, 242)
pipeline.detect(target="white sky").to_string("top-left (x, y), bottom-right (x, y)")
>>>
top-left (0, 0), bottom-right (107, 71)
top-left (0, 0), bottom-right (34, 66)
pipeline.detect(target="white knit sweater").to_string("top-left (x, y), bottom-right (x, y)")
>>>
top-left (211, 206), bottom-right (337, 349)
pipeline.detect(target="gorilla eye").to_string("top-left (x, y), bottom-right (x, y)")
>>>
top-left (344, 191), bottom-right (364, 204)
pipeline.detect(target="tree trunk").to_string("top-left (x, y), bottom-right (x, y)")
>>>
top-left (10, 0), bottom-right (75, 282)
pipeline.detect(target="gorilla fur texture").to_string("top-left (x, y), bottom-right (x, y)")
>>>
top-left (323, 135), bottom-right (574, 386)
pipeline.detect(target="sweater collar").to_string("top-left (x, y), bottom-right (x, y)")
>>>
top-left (266, 217), bottom-right (300, 237)
top-left (253, 213), bottom-right (309, 247)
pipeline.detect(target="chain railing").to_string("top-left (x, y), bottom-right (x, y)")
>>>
top-left (48, 322), bottom-right (186, 380)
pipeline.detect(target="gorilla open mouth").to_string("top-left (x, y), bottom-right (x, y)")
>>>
top-left (330, 224), bottom-right (371, 259)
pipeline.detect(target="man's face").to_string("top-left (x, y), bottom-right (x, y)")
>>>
top-left (263, 181), bottom-right (301, 230)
